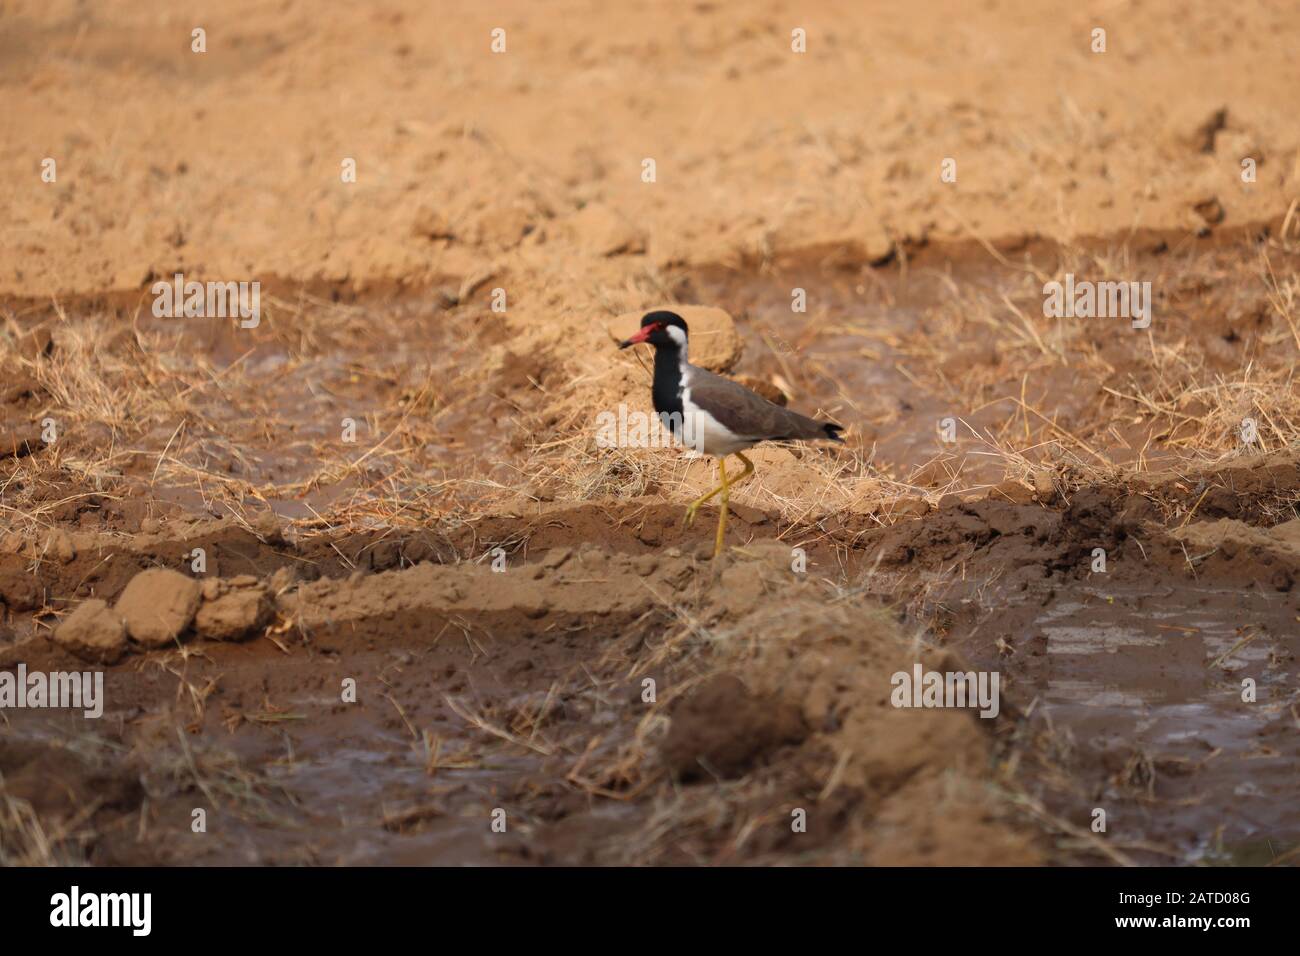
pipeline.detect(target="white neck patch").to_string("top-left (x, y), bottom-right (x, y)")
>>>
top-left (665, 324), bottom-right (689, 362)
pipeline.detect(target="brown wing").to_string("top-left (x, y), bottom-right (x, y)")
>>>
top-left (686, 368), bottom-right (833, 441)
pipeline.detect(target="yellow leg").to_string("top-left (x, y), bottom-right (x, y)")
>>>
top-left (732, 451), bottom-right (755, 486)
top-left (683, 478), bottom-right (726, 528)
top-left (713, 456), bottom-right (731, 557)
top-left (684, 452), bottom-right (755, 528)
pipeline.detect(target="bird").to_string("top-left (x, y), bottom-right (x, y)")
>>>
top-left (619, 309), bottom-right (844, 557)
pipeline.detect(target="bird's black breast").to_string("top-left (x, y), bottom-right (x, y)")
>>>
top-left (651, 346), bottom-right (685, 436)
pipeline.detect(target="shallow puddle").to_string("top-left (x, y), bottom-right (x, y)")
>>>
top-left (123, 295), bottom-right (519, 519)
top-left (955, 582), bottom-right (1299, 863)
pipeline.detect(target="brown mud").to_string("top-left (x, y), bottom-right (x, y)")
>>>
top-left (4, 233), bottom-right (1298, 864)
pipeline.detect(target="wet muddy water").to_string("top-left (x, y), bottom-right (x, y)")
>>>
top-left (947, 581), bottom-right (1298, 863)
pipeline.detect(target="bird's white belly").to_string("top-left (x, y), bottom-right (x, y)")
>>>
top-left (681, 389), bottom-right (756, 457)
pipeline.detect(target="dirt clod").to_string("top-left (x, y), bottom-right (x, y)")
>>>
top-left (115, 568), bottom-right (201, 648)
top-left (195, 585), bottom-right (273, 641)
top-left (52, 598), bottom-right (128, 664)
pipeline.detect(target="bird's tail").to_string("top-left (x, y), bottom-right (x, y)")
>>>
top-left (822, 423), bottom-right (845, 443)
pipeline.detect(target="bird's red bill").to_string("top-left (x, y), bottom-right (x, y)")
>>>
top-left (619, 323), bottom-right (660, 348)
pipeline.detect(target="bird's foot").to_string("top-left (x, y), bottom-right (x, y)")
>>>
top-left (683, 504), bottom-right (700, 528)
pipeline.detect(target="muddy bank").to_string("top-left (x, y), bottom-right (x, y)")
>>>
top-left (4, 437), bottom-right (1298, 864)
top-left (1, 543), bottom-right (1037, 866)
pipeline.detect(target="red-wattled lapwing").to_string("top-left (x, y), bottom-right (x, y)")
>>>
top-left (620, 310), bottom-right (844, 557)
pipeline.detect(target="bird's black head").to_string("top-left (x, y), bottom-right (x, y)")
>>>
top-left (619, 310), bottom-right (689, 350)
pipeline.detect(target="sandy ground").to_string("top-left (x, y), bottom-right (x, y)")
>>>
top-left (1, 1), bottom-right (1299, 865)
